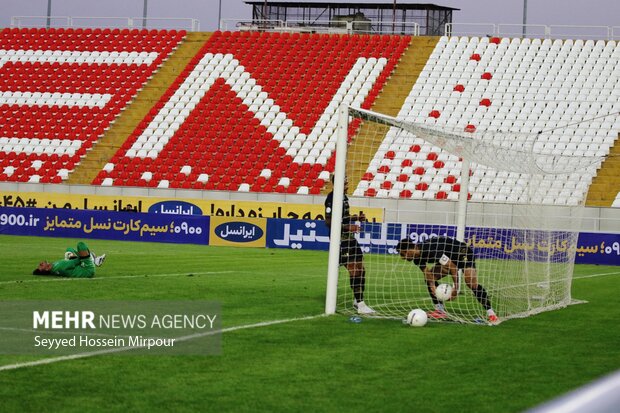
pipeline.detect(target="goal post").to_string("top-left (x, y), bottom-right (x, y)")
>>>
top-left (325, 105), bottom-right (599, 323)
top-left (325, 104), bottom-right (349, 315)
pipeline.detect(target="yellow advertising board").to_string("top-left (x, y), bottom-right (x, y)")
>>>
top-left (0, 191), bottom-right (383, 222)
top-left (209, 216), bottom-right (266, 248)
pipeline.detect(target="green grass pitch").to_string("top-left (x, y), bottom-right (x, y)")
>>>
top-left (0, 235), bottom-right (618, 413)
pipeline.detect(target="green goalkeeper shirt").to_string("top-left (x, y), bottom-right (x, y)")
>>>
top-left (51, 257), bottom-right (95, 278)
top-left (51, 242), bottom-right (95, 278)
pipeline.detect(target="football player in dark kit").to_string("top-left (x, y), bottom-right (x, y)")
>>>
top-left (397, 236), bottom-right (499, 324)
top-left (325, 176), bottom-right (375, 315)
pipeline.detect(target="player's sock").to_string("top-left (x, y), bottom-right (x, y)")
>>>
top-left (487, 309), bottom-right (496, 317)
top-left (76, 242), bottom-right (91, 259)
top-left (426, 281), bottom-right (440, 305)
top-left (435, 303), bottom-right (446, 312)
top-left (472, 284), bottom-right (492, 310)
top-left (350, 271), bottom-right (366, 303)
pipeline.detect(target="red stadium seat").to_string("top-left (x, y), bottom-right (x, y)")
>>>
top-left (0, 28), bottom-right (182, 185)
top-left (29, 30), bottom-right (409, 193)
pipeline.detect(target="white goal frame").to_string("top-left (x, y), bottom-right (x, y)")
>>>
top-left (325, 105), bottom-right (593, 320)
top-left (325, 105), bottom-right (474, 315)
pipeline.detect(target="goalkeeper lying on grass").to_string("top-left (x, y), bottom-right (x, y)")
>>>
top-left (33, 241), bottom-right (106, 278)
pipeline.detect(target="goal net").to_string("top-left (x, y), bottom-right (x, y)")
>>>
top-left (325, 106), bottom-right (600, 324)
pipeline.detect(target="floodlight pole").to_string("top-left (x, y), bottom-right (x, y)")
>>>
top-left (218, 0), bottom-right (222, 30)
top-left (142, 0), bottom-right (148, 29)
top-left (392, 0), bottom-right (396, 33)
top-left (522, 0), bottom-right (528, 37)
top-left (46, 0), bottom-right (52, 29)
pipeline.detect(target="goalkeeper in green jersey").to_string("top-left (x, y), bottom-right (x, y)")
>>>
top-left (32, 241), bottom-right (106, 278)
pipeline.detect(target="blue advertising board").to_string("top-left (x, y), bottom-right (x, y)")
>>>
top-left (267, 219), bottom-right (455, 253)
top-left (265, 219), bottom-right (619, 266)
top-left (1, 206), bottom-right (617, 265)
top-left (210, 216), bottom-right (266, 247)
top-left (0, 207), bottom-right (209, 245)
top-left (148, 200), bottom-right (203, 215)
top-left (267, 219), bottom-right (331, 250)
top-left (572, 232), bottom-right (620, 266)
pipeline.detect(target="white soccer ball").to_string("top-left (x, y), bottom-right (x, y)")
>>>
top-left (406, 309), bottom-right (427, 327)
top-left (435, 283), bottom-right (453, 301)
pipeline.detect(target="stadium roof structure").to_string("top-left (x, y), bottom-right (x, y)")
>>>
top-left (244, 2), bottom-right (459, 35)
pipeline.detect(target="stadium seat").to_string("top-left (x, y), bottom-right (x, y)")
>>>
top-left (355, 35), bottom-right (619, 205)
top-left (0, 28), bottom-right (183, 184)
top-left (10, 29), bottom-right (615, 204)
top-left (100, 31), bottom-right (408, 192)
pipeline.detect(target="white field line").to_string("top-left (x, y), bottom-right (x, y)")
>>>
top-left (1, 269), bottom-right (615, 287)
top-left (0, 314), bottom-right (325, 372)
top-left (492, 270), bottom-right (620, 292)
top-left (573, 271), bottom-right (620, 280)
top-left (0, 271), bottom-right (235, 285)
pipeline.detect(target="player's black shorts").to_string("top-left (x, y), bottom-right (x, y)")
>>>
top-left (454, 246), bottom-right (476, 270)
top-left (339, 238), bottom-right (363, 265)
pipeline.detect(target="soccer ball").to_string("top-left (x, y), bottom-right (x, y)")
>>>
top-left (406, 309), bottom-right (427, 327)
top-left (435, 283), bottom-right (453, 301)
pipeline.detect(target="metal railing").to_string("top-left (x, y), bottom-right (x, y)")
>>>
top-left (446, 22), bottom-right (619, 40)
top-left (497, 23), bottom-right (548, 39)
top-left (8, 15), bottom-right (617, 40)
top-left (220, 19), bottom-right (420, 36)
top-left (219, 19), bottom-right (285, 32)
top-left (10, 16), bottom-right (200, 31)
